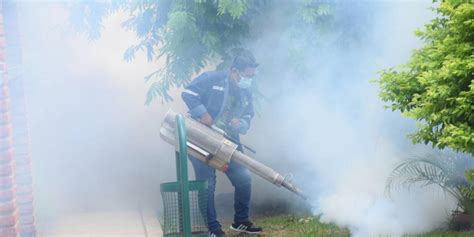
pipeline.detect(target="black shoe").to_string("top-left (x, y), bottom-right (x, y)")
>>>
top-left (230, 221), bottom-right (263, 234)
top-left (209, 229), bottom-right (227, 237)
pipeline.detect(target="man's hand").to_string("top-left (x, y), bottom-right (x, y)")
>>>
top-left (229, 118), bottom-right (241, 129)
top-left (200, 112), bottom-right (213, 126)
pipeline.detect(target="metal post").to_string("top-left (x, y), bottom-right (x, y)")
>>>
top-left (175, 115), bottom-right (192, 237)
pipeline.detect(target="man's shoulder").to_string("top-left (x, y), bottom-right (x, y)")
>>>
top-left (200, 70), bottom-right (227, 82)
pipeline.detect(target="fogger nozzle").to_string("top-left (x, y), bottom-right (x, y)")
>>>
top-left (160, 110), bottom-right (307, 200)
top-left (282, 180), bottom-right (308, 200)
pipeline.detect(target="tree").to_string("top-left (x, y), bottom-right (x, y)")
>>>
top-left (69, 0), bottom-right (357, 103)
top-left (377, 1), bottom-right (473, 155)
top-left (70, 0), bottom-right (266, 102)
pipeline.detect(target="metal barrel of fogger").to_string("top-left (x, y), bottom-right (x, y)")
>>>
top-left (159, 110), bottom-right (307, 200)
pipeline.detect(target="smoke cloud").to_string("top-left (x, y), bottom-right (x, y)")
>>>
top-left (245, 1), bottom-right (463, 236)
top-left (14, 1), bottom-right (471, 236)
top-left (16, 2), bottom-right (183, 222)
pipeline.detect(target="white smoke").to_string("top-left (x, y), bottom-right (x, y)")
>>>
top-left (15, 1), bottom-right (464, 236)
top-left (246, 1), bottom-right (460, 236)
top-left (16, 2), bottom-right (182, 220)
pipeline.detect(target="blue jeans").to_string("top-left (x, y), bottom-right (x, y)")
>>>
top-left (189, 155), bottom-right (252, 232)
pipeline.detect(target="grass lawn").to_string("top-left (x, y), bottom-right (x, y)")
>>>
top-left (223, 215), bottom-right (474, 237)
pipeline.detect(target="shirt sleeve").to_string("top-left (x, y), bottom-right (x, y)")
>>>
top-left (181, 72), bottom-right (211, 118)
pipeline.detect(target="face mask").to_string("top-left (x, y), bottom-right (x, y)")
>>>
top-left (238, 76), bottom-right (253, 89)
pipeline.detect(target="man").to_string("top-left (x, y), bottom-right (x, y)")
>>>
top-left (181, 49), bottom-right (262, 237)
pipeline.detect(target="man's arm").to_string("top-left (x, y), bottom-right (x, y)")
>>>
top-left (181, 73), bottom-right (213, 125)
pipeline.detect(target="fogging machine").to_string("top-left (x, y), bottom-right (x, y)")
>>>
top-left (160, 110), bottom-right (307, 200)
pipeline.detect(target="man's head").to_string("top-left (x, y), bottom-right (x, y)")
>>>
top-left (229, 49), bottom-right (258, 89)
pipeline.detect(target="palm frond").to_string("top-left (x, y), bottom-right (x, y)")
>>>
top-left (386, 157), bottom-right (462, 201)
